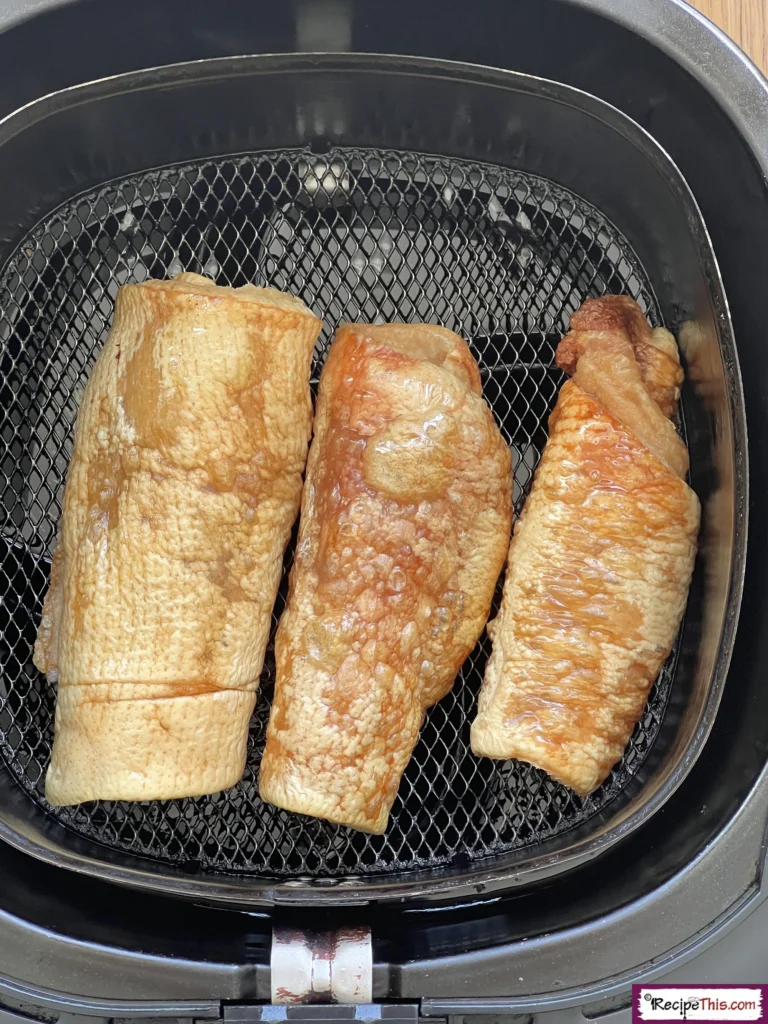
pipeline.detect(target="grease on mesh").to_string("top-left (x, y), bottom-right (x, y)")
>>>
top-left (0, 148), bottom-right (674, 877)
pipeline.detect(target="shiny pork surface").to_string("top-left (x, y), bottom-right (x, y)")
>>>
top-left (260, 323), bottom-right (513, 832)
top-left (471, 297), bottom-right (699, 795)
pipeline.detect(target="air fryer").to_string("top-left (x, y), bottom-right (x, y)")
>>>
top-left (0, 0), bottom-right (765, 1020)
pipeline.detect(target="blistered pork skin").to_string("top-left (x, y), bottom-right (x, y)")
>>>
top-left (259, 323), bottom-right (513, 832)
top-left (471, 297), bottom-right (699, 795)
top-left (34, 272), bottom-right (321, 805)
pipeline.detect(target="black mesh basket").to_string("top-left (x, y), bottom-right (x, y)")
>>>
top-left (0, 55), bottom-right (744, 906)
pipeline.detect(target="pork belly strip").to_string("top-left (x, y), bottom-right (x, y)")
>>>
top-left (259, 323), bottom-right (513, 832)
top-left (471, 297), bottom-right (699, 795)
top-left (34, 272), bottom-right (321, 804)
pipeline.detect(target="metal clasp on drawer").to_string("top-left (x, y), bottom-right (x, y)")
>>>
top-left (223, 1005), bottom-right (421, 1024)
top-left (269, 927), bottom-right (373, 1006)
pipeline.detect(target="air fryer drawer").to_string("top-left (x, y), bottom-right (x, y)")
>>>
top-left (0, 54), bottom-right (745, 907)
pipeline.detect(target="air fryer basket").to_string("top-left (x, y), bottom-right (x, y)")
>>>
top-left (0, 55), bottom-right (744, 906)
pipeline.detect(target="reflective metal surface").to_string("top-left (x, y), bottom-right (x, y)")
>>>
top-left (270, 926), bottom-right (372, 1004)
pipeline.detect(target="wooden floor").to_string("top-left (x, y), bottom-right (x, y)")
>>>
top-left (688, 0), bottom-right (768, 74)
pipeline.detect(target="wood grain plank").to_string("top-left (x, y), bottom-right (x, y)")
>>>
top-left (687, 0), bottom-right (768, 74)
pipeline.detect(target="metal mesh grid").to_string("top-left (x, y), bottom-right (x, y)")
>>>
top-left (0, 147), bottom-right (676, 878)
